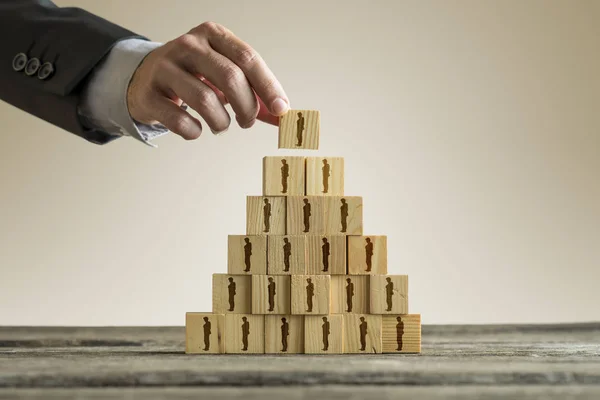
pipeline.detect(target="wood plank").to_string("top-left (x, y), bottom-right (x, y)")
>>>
top-left (185, 313), bottom-right (224, 354)
top-left (347, 235), bottom-right (387, 275)
top-left (223, 314), bottom-right (265, 354)
top-left (212, 274), bottom-right (252, 314)
top-left (306, 235), bottom-right (346, 275)
top-left (330, 275), bottom-right (369, 314)
top-left (369, 275), bottom-right (408, 314)
top-left (343, 314), bottom-right (382, 354)
top-left (267, 235), bottom-right (307, 275)
top-left (278, 110), bottom-right (320, 150)
top-left (382, 314), bottom-right (421, 353)
top-left (227, 235), bottom-right (267, 275)
top-left (264, 315), bottom-right (304, 354)
top-left (286, 196), bottom-right (325, 235)
top-left (306, 156), bottom-right (344, 196)
top-left (246, 196), bottom-right (286, 235)
top-left (290, 275), bottom-right (330, 315)
top-left (251, 275), bottom-right (291, 315)
top-left (304, 314), bottom-right (343, 354)
top-left (324, 196), bottom-right (363, 235)
top-left (262, 156), bottom-right (305, 196)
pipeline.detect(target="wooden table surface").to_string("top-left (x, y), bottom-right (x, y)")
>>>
top-left (1, 324), bottom-right (599, 399)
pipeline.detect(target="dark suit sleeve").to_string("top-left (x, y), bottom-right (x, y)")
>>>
top-left (0, 0), bottom-right (146, 144)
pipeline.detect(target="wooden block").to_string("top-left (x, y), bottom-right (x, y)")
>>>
top-left (264, 315), bottom-right (304, 354)
top-left (304, 315), bottom-right (343, 354)
top-left (306, 234), bottom-right (346, 275)
top-left (185, 313), bottom-right (224, 354)
top-left (267, 235), bottom-right (307, 275)
top-left (382, 314), bottom-right (421, 353)
top-left (369, 275), bottom-right (408, 314)
top-left (324, 196), bottom-right (363, 235)
top-left (246, 196), bottom-right (286, 235)
top-left (212, 274), bottom-right (252, 314)
top-left (278, 109), bottom-right (320, 150)
top-left (347, 235), bottom-right (387, 275)
top-left (343, 314), bottom-right (382, 354)
top-left (227, 235), bottom-right (267, 275)
top-left (252, 275), bottom-right (291, 314)
top-left (224, 314), bottom-right (265, 354)
top-left (331, 275), bottom-right (369, 314)
top-left (291, 275), bottom-right (330, 315)
top-left (287, 196), bottom-right (325, 235)
top-left (263, 156), bottom-right (305, 196)
top-left (306, 157), bottom-right (344, 196)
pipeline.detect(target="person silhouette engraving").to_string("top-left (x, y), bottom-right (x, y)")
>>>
top-left (283, 238), bottom-right (292, 272)
top-left (243, 237), bottom-right (252, 272)
top-left (263, 198), bottom-right (272, 233)
top-left (280, 159), bottom-right (289, 194)
top-left (396, 317), bottom-right (405, 351)
top-left (227, 277), bottom-right (236, 312)
top-left (321, 237), bottom-right (330, 272)
top-left (302, 198), bottom-right (311, 233)
top-left (306, 278), bottom-right (314, 312)
top-left (322, 316), bottom-right (330, 351)
top-left (202, 317), bottom-right (211, 351)
top-left (296, 111), bottom-right (305, 146)
top-left (359, 317), bottom-right (368, 351)
top-left (365, 237), bottom-right (374, 272)
top-left (268, 277), bottom-right (276, 312)
top-left (346, 278), bottom-right (354, 312)
top-left (385, 277), bottom-right (394, 311)
top-left (322, 159), bottom-right (330, 193)
top-left (281, 317), bottom-right (289, 352)
top-left (241, 316), bottom-right (250, 351)
top-left (340, 198), bottom-right (348, 233)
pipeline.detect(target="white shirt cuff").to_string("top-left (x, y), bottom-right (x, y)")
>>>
top-left (79, 39), bottom-right (168, 147)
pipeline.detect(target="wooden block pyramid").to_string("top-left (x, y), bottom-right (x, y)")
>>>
top-left (186, 110), bottom-right (421, 355)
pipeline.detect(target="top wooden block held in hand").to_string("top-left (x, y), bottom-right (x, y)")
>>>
top-left (278, 110), bottom-right (320, 150)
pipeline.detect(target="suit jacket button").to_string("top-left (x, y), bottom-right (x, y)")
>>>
top-left (12, 53), bottom-right (28, 72)
top-left (24, 57), bottom-right (41, 76)
top-left (37, 62), bottom-right (55, 80)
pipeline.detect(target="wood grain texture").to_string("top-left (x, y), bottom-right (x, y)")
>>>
top-left (291, 275), bottom-right (330, 315)
top-left (331, 275), bottom-right (369, 314)
top-left (286, 196), bottom-right (325, 235)
top-left (227, 235), bottom-right (267, 275)
top-left (264, 315), bottom-right (304, 354)
top-left (382, 314), bottom-right (421, 353)
top-left (212, 274), bottom-right (252, 314)
top-left (262, 156), bottom-right (305, 196)
top-left (251, 275), bottom-right (291, 315)
top-left (304, 314), bottom-right (343, 354)
top-left (278, 110), bottom-right (320, 150)
top-left (324, 196), bottom-right (363, 235)
top-left (246, 197), bottom-right (286, 235)
top-left (267, 235), bottom-right (307, 275)
top-left (343, 314), bottom-right (382, 354)
top-left (370, 275), bottom-right (408, 314)
top-left (185, 313), bottom-right (224, 354)
top-left (347, 235), bottom-right (387, 275)
top-left (223, 314), bottom-right (265, 354)
top-left (306, 157), bottom-right (344, 196)
top-left (306, 235), bottom-right (346, 275)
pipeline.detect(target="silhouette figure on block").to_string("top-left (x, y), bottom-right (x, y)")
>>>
top-left (296, 112), bottom-right (305, 146)
top-left (385, 277), bottom-right (394, 311)
top-left (306, 278), bottom-right (315, 312)
top-left (302, 198), bottom-right (312, 233)
top-left (268, 277), bottom-right (276, 312)
top-left (340, 198), bottom-right (349, 233)
top-left (346, 278), bottom-right (354, 312)
top-left (359, 317), bottom-right (368, 351)
top-left (321, 237), bottom-right (330, 272)
top-left (263, 198), bottom-right (272, 233)
top-left (243, 237), bottom-right (252, 272)
top-left (322, 159), bottom-right (330, 193)
top-left (202, 317), bottom-right (211, 351)
top-left (280, 159), bottom-right (289, 194)
top-left (227, 277), bottom-right (236, 312)
top-left (396, 317), bottom-right (405, 351)
top-left (241, 317), bottom-right (250, 351)
top-left (283, 238), bottom-right (292, 272)
top-left (322, 317), bottom-right (330, 351)
top-left (365, 237), bottom-right (374, 272)
top-left (281, 317), bottom-right (289, 352)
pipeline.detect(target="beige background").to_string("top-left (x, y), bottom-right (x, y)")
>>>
top-left (1, 0), bottom-right (599, 326)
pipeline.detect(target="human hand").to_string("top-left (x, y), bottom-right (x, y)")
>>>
top-left (127, 22), bottom-right (290, 139)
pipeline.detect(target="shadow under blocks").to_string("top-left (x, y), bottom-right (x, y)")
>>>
top-left (186, 110), bottom-right (421, 354)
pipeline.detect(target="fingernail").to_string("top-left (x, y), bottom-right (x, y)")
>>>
top-left (271, 98), bottom-right (290, 116)
top-left (211, 126), bottom-right (229, 136)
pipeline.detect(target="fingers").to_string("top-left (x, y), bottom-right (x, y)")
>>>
top-left (150, 95), bottom-right (204, 140)
top-left (162, 62), bottom-right (231, 134)
top-left (256, 95), bottom-right (279, 126)
top-left (194, 22), bottom-right (290, 117)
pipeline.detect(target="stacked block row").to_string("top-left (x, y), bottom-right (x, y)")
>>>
top-left (186, 312), bottom-right (421, 354)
